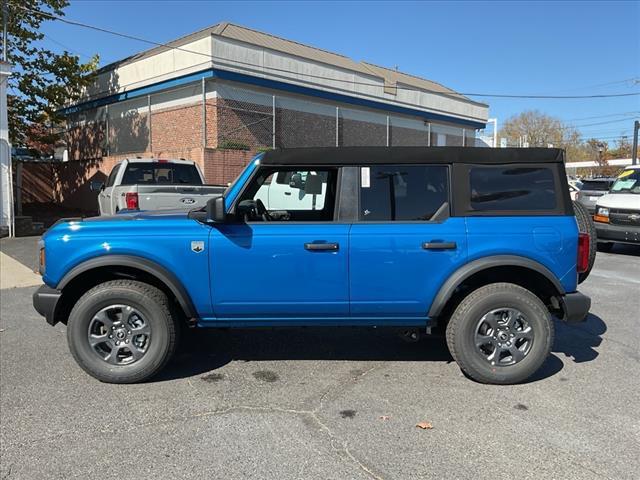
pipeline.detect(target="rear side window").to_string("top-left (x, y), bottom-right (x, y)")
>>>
top-left (469, 166), bottom-right (556, 211)
top-left (121, 163), bottom-right (203, 185)
top-left (359, 165), bottom-right (449, 221)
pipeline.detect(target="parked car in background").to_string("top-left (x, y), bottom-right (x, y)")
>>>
top-left (569, 183), bottom-right (580, 200)
top-left (567, 177), bottom-right (583, 191)
top-left (34, 147), bottom-right (592, 385)
top-left (91, 158), bottom-right (226, 215)
top-left (593, 166), bottom-right (640, 251)
top-left (575, 177), bottom-right (616, 214)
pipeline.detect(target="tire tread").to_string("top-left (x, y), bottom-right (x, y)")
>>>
top-left (446, 282), bottom-right (554, 384)
top-left (572, 200), bottom-right (597, 284)
top-left (67, 279), bottom-right (177, 384)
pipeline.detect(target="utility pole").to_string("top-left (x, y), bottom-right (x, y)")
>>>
top-left (1, 0), bottom-right (14, 237)
top-left (632, 120), bottom-right (639, 165)
top-left (2, 0), bottom-right (7, 61)
top-left (487, 118), bottom-right (497, 148)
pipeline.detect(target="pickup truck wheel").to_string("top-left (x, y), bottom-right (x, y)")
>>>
top-left (446, 283), bottom-right (554, 385)
top-left (67, 280), bottom-right (178, 383)
top-left (572, 200), bottom-right (597, 284)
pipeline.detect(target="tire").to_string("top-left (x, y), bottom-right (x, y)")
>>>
top-left (597, 242), bottom-right (614, 253)
top-left (67, 280), bottom-right (178, 383)
top-left (572, 200), bottom-right (597, 284)
top-left (446, 283), bottom-right (554, 385)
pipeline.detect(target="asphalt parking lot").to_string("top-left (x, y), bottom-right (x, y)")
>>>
top-left (1, 237), bottom-right (639, 480)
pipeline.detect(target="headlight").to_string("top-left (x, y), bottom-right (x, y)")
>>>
top-left (594, 207), bottom-right (609, 223)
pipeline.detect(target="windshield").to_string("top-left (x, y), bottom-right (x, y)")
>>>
top-left (610, 169), bottom-right (640, 194)
top-left (580, 180), bottom-right (612, 191)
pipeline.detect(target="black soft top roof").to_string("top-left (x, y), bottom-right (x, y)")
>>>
top-left (261, 147), bottom-right (565, 165)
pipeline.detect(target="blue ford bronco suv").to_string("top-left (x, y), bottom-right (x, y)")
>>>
top-left (33, 147), bottom-right (591, 385)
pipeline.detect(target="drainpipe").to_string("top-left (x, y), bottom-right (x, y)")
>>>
top-left (202, 78), bottom-right (206, 148)
top-left (335, 107), bottom-right (339, 147)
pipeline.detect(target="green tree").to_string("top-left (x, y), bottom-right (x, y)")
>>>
top-left (498, 110), bottom-right (588, 161)
top-left (1, 0), bottom-right (98, 147)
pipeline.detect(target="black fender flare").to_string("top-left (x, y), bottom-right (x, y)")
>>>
top-left (427, 255), bottom-right (566, 318)
top-left (57, 255), bottom-right (198, 319)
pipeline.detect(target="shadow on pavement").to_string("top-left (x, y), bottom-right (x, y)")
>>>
top-left (553, 313), bottom-right (606, 364)
top-left (156, 315), bottom-right (606, 384)
top-left (0, 236), bottom-right (41, 271)
top-left (156, 327), bottom-right (454, 382)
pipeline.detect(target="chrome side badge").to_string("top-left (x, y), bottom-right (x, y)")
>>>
top-left (191, 241), bottom-right (204, 253)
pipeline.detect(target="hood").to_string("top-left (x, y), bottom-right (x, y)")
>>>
top-left (78, 209), bottom-right (191, 223)
top-left (43, 209), bottom-right (197, 240)
top-left (596, 193), bottom-right (640, 210)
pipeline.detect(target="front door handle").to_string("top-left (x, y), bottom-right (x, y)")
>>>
top-left (422, 241), bottom-right (457, 250)
top-left (305, 242), bottom-right (339, 251)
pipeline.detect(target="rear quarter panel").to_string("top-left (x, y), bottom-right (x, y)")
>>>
top-left (465, 215), bottom-right (579, 293)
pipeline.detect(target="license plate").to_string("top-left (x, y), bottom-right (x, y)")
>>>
top-left (589, 196), bottom-right (598, 201)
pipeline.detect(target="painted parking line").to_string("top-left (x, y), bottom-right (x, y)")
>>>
top-left (0, 252), bottom-right (42, 290)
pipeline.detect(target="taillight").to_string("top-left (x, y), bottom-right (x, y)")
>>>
top-left (577, 233), bottom-right (590, 273)
top-left (125, 192), bottom-right (139, 210)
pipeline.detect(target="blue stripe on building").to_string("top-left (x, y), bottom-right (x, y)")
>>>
top-left (61, 68), bottom-right (486, 130)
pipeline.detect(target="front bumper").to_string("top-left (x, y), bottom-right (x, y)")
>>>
top-left (560, 292), bottom-right (591, 323)
top-left (32, 285), bottom-right (62, 326)
top-left (595, 222), bottom-right (640, 245)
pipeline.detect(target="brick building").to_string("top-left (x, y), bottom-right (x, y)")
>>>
top-left (63, 22), bottom-right (489, 187)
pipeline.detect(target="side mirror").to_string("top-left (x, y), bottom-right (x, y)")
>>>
top-left (90, 181), bottom-right (104, 192)
top-left (289, 173), bottom-right (304, 189)
top-left (206, 196), bottom-right (226, 223)
top-left (304, 174), bottom-right (323, 195)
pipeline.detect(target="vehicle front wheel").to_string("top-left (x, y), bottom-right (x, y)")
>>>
top-left (446, 283), bottom-right (554, 385)
top-left (67, 280), bottom-right (178, 383)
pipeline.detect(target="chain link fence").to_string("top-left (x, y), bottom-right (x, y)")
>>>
top-left (66, 79), bottom-right (480, 159)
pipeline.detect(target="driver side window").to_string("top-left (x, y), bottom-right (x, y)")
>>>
top-left (237, 167), bottom-right (337, 222)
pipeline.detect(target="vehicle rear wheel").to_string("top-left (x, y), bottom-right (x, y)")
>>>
top-left (573, 200), bottom-right (597, 284)
top-left (446, 283), bottom-right (554, 385)
top-left (67, 280), bottom-right (178, 383)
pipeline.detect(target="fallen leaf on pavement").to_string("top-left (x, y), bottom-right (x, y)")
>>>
top-left (416, 421), bottom-right (433, 430)
top-left (379, 415), bottom-right (391, 421)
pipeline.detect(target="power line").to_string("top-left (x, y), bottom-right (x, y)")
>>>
top-left (570, 117), bottom-right (640, 128)
top-left (14, 3), bottom-right (640, 101)
top-left (540, 77), bottom-right (640, 94)
top-left (42, 32), bottom-right (95, 60)
top-left (564, 111), bottom-right (640, 122)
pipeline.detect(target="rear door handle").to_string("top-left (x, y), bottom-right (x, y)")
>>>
top-left (305, 242), bottom-right (339, 251)
top-left (422, 241), bottom-right (457, 250)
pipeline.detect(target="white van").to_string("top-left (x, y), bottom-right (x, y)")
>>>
top-left (593, 165), bottom-right (640, 251)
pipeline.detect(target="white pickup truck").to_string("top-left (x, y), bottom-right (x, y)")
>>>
top-left (91, 158), bottom-right (226, 216)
